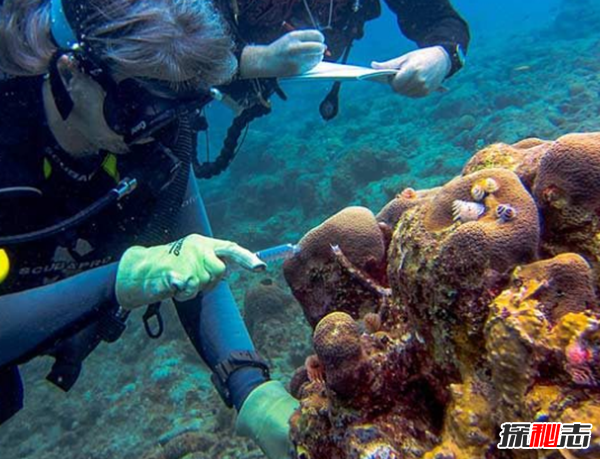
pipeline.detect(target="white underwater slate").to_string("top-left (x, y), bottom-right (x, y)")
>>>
top-left (281, 62), bottom-right (397, 83)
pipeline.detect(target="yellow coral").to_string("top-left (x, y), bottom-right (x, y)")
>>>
top-left (427, 378), bottom-right (494, 459)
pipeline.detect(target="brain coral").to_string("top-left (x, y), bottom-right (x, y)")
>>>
top-left (532, 133), bottom-right (600, 271)
top-left (313, 312), bottom-right (366, 400)
top-left (387, 168), bottom-right (540, 374)
top-left (534, 133), bottom-right (600, 211)
top-left (375, 187), bottom-right (440, 232)
top-left (461, 133), bottom-right (600, 271)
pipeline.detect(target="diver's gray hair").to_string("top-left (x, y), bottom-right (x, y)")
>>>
top-left (0, 0), bottom-right (237, 88)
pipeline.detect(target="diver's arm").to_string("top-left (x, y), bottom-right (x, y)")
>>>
top-left (0, 263), bottom-right (119, 368)
top-left (170, 175), bottom-right (268, 411)
top-left (383, 0), bottom-right (470, 77)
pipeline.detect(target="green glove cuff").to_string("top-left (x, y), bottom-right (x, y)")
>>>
top-left (236, 381), bottom-right (300, 459)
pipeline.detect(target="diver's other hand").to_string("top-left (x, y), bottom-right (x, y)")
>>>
top-left (239, 30), bottom-right (326, 79)
top-left (371, 46), bottom-right (451, 98)
top-left (116, 234), bottom-right (265, 309)
top-left (236, 381), bottom-right (300, 459)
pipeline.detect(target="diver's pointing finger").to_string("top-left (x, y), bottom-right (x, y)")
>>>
top-left (213, 242), bottom-right (266, 272)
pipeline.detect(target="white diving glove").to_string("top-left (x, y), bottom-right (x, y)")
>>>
top-left (116, 234), bottom-right (265, 310)
top-left (371, 45), bottom-right (451, 98)
top-left (239, 30), bottom-right (326, 79)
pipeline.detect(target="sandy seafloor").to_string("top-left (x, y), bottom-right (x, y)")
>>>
top-left (1, 2), bottom-right (600, 458)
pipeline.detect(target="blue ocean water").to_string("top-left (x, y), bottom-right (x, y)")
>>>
top-left (1, 1), bottom-right (599, 458)
top-left (356, 0), bottom-right (562, 61)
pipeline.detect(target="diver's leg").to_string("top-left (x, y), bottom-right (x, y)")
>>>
top-left (173, 175), bottom-right (267, 410)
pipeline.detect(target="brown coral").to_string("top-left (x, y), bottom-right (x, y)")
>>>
top-left (313, 312), bottom-right (366, 401)
top-left (376, 187), bottom-right (439, 230)
top-left (459, 132), bottom-right (600, 281)
top-left (534, 133), bottom-right (600, 212)
top-left (293, 311), bottom-right (438, 458)
top-left (283, 207), bottom-right (388, 327)
top-left (511, 253), bottom-right (597, 322)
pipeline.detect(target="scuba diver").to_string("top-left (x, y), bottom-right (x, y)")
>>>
top-left (233, 0), bottom-right (470, 93)
top-left (0, 0), bottom-right (298, 458)
top-left (194, 0), bottom-right (470, 181)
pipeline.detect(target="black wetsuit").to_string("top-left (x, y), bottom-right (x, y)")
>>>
top-left (213, 0), bottom-right (469, 132)
top-left (0, 76), bottom-right (266, 424)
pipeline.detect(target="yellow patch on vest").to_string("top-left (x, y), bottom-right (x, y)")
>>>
top-left (101, 154), bottom-right (120, 182)
top-left (0, 249), bottom-right (10, 283)
top-left (43, 158), bottom-right (52, 179)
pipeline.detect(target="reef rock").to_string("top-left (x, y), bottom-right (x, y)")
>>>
top-left (285, 132), bottom-right (600, 459)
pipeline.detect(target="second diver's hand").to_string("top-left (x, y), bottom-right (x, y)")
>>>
top-left (115, 234), bottom-right (265, 309)
top-left (371, 46), bottom-right (451, 98)
top-left (239, 30), bottom-right (326, 79)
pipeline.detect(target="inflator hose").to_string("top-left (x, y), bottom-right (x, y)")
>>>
top-left (192, 103), bottom-right (272, 179)
top-left (0, 188), bottom-right (122, 246)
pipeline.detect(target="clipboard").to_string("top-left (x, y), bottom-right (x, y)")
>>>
top-left (280, 62), bottom-right (397, 83)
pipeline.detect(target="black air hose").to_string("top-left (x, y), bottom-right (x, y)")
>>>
top-left (193, 102), bottom-right (272, 179)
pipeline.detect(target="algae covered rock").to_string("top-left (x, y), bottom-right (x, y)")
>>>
top-left (284, 132), bottom-right (600, 459)
top-left (283, 206), bottom-right (388, 328)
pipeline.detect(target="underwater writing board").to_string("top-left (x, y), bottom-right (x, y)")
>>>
top-left (281, 62), bottom-right (397, 83)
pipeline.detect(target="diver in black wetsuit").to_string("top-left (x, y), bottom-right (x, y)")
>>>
top-left (231, 0), bottom-right (470, 92)
top-left (0, 1), bottom-right (299, 458)
top-left (192, 0), bottom-right (470, 181)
